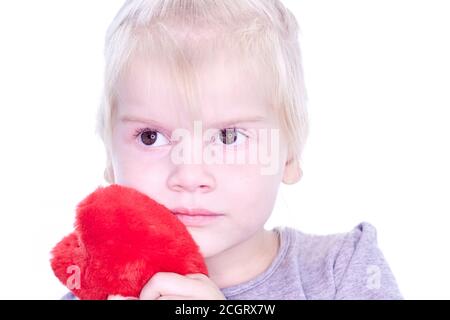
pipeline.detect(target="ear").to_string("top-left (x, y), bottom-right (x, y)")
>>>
top-left (104, 164), bottom-right (115, 184)
top-left (282, 156), bottom-right (303, 185)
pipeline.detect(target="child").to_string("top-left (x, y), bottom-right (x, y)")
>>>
top-left (63, 0), bottom-right (402, 300)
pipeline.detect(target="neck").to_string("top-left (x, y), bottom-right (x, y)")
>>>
top-left (205, 228), bottom-right (280, 289)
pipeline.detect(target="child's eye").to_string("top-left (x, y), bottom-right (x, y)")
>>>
top-left (213, 128), bottom-right (249, 146)
top-left (133, 128), bottom-right (170, 147)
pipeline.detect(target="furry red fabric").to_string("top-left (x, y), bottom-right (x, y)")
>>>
top-left (50, 184), bottom-right (208, 300)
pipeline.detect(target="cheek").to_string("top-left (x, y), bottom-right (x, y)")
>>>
top-left (112, 155), bottom-right (168, 194)
top-left (111, 138), bottom-right (171, 190)
top-left (217, 164), bottom-right (282, 218)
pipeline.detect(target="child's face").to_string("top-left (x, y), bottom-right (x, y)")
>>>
top-left (110, 52), bottom-right (297, 258)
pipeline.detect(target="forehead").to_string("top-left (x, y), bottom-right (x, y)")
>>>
top-left (115, 50), bottom-right (275, 128)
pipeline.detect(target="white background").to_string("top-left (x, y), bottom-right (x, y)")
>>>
top-left (0, 0), bottom-right (448, 299)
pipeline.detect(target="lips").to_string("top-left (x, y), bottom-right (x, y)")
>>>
top-left (171, 207), bottom-right (224, 217)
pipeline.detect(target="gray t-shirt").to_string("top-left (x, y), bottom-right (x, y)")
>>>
top-left (62, 222), bottom-right (403, 300)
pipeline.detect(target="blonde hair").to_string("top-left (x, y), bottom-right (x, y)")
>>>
top-left (96, 0), bottom-right (309, 183)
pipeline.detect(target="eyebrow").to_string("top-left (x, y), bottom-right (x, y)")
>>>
top-left (119, 115), bottom-right (267, 129)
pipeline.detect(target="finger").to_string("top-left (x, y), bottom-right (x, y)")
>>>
top-left (139, 272), bottom-right (202, 300)
top-left (185, 273), bottom-right (209, 280)
top-left (157, 295), bottom-right (194, 300)
top-left (108, 294), bottom-right (139, 300)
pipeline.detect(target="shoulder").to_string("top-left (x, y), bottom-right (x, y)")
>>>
top-left (284, 222), bottom-right (402, 299)
top-left (61, 292), bottom-right (78, 300)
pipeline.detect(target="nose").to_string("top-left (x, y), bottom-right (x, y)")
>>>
top-left (167, 163), bottom-right (216, 193)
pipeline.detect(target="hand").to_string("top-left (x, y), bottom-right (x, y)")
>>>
top-left (140, 272), bottom-right (226, 300)
top-left (108, 272), bottom-right (226, 300)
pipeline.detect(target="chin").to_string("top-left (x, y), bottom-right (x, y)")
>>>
top-left (186, 228), bottom-right (224, 259)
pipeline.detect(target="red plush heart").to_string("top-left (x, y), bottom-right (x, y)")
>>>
top-left (50, 184), bottom-right (208, 300)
